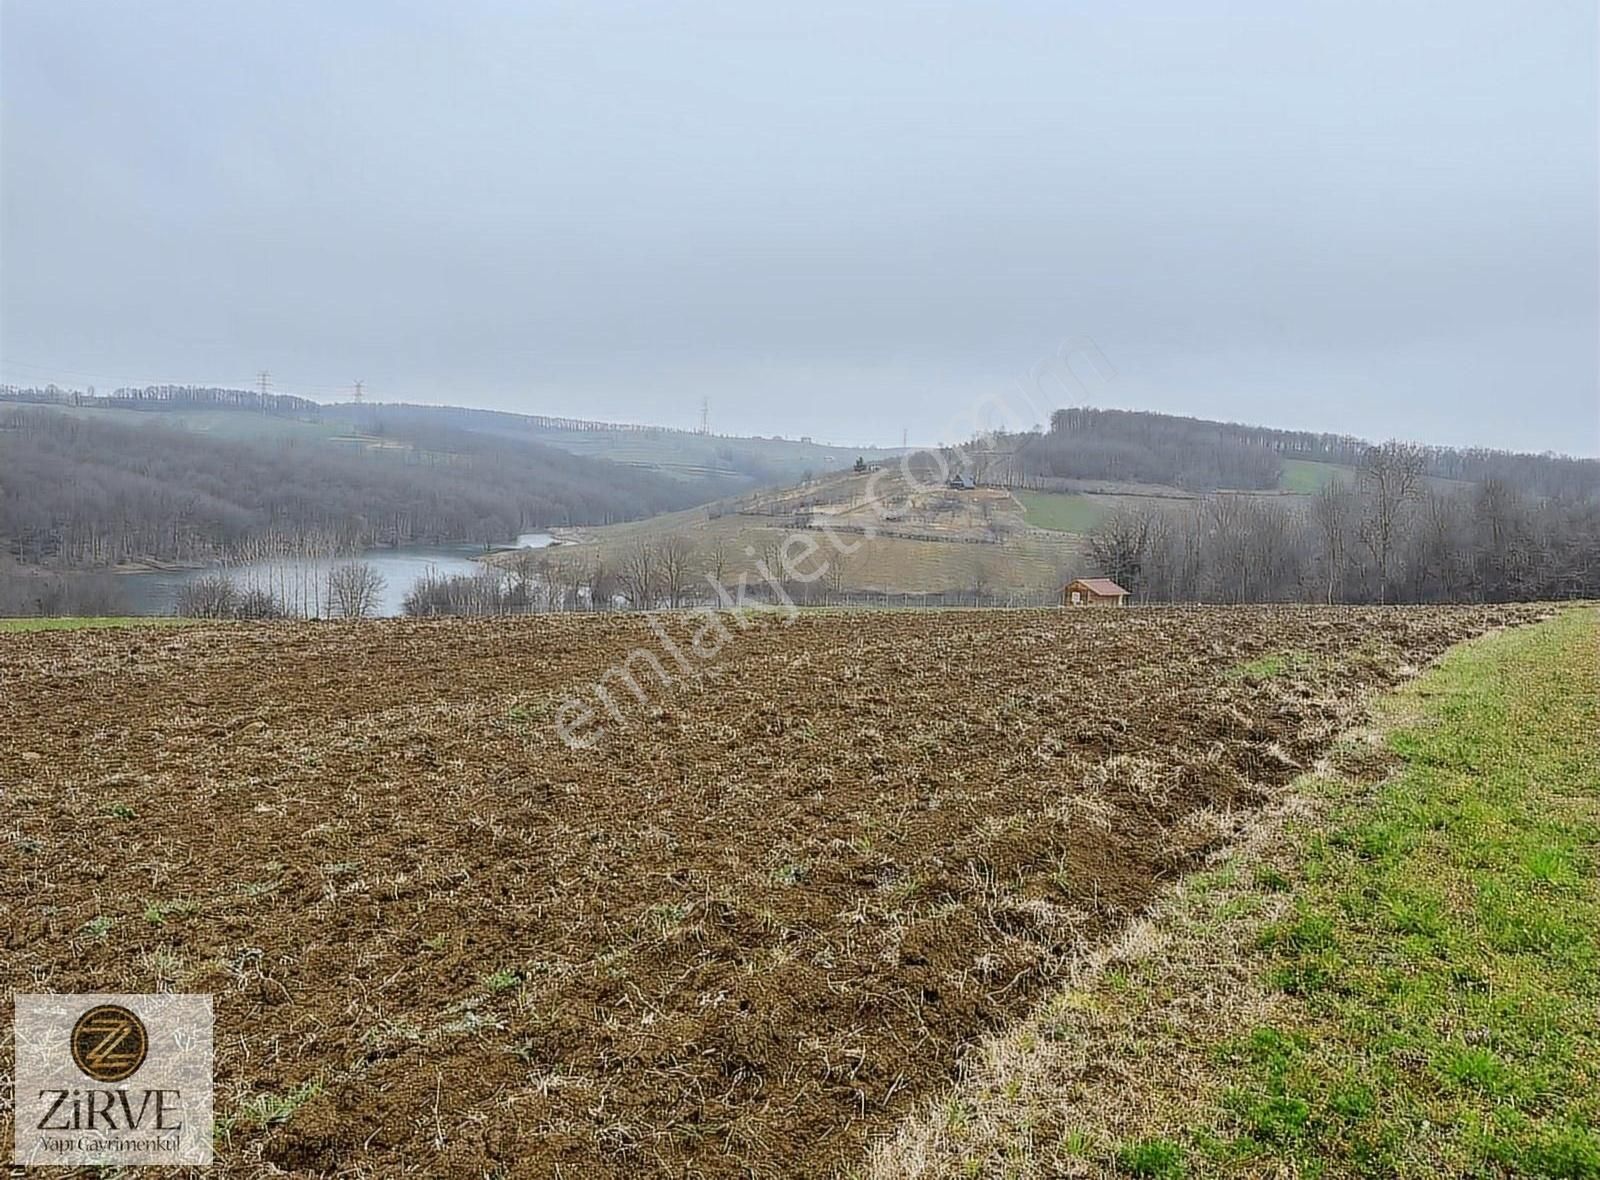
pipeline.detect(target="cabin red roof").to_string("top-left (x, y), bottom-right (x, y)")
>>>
top-left (1067, 578), bottom-right (1129, 597)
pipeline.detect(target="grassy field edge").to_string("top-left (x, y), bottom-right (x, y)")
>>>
top-left (863, 606), bottom-right (1600, 1179)
top-left (0, 615), bottom-right (195, 632)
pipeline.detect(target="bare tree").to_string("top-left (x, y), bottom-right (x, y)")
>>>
top-left (1203, 494), bottom-right (1254, 603)
top-left (1086, 508), bottom-right (1153, 596)
top-left (758, 535), bottom-right (784, 577)
top-left (823, 551), bottom-right (850, 602)
top-left (401, 568), bottom-right (512, 616)
top-left (234, 588), bottom-right (285, 619)
top-left (656, 535), bottom-right (698, 608)
top-left (588, 551), bottom-right (617, 610)
top-left (1358, 441), bottom-right (1426, 603)
top-left (175, 572), bottom-right (238, 618)
top-left (1250, 499), bottom-right (1297, 601)
top-left (970, 554), bottom-right (993, 605)
top-left (1472, 478), bottom-right (1530, 601)
top-left (1311, 480), bottom-right (1354, 604)
top-left (327, 561), bottom-right (387, 618)
top-left (509, 548), bottom-right (543, 605)
top-left (618, 540), bottom-right (658, 610)
top-left (705, 535), bottom-right (731, 590)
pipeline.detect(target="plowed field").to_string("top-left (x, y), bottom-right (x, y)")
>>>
top-left (0, 606), bottom-right (1546, 1176)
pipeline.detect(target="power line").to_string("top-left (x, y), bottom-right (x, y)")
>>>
top-left (353, 379), bottom-right (364, 405)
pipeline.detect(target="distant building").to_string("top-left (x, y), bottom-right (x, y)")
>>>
top-left (1063, 577), bottom-right (1129, 606)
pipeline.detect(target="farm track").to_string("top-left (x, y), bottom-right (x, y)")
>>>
top-left (0, 605), bottom-right (1550, 1177)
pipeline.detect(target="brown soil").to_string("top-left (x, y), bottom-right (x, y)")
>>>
top-left (0, 605), bottom-right (1547, 1176)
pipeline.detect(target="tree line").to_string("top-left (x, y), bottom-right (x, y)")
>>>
top-left (966, 407), bottom-right (1599, 500)
top-left (174, 558), bottom-right (388, 620)
top-left (1, 383), bottom-right (319, 413)
top-left (1085, 442), bottom-right (1600, 604)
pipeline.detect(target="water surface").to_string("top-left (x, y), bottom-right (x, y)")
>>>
top-left (119, 535), bottom-right (553, 617)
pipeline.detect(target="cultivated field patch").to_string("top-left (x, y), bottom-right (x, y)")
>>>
top-left (0, 605), bottom-right (1546, 1176)
top-left (866, 607), bottom-right (1598, 1178)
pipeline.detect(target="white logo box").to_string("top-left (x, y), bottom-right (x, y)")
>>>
top-left (12, 993), bottom-right (213, 1167)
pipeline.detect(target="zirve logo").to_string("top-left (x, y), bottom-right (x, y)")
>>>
top-left (12, 993), bottom-right (213, 1167)
top-left (70, 1004), bottom-right (148, 1083)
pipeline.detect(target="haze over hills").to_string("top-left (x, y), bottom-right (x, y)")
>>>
top-left (5, 384), bottom-right (1596, 499)
top-left (6, 380), bottom-right (1594, 613)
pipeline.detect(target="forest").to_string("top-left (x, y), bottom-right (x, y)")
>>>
top-left (1084, 443), bottom-right (1600, 605)
top-left (979, 407), bottom-right (1600, 499)
top-left (0, 405), bottom-right (729, 567)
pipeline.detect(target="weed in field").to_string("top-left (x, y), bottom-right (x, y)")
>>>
top-left (1115, 1137), bottom-right (1185, 1177)
top-left (644, 901), bottom-right (693, 937)
top-left (215, 1080), bottom-right (324, 1144)
top-left (104, 802), bottom-right (137, 820)
top-left (942, 1096), bottom-right (972, 1135)
top-left (361, 1018), bottom-right (424, 1052)
top-left (1440, 1045), bottom-right (1513, 1097)
top-left (143, 898), bottom-right (199, 925)
top-left (502, 699), bottom-right (554, 734)
top-left (239, 867), bottom-right (283, 897)
top-left (483, 968), bottom-right (523, 992)
top-left (771, 861), bottom-right (810, 887)
top-left (1524, 843), bottom-right (1581, 889)
top-left (1252, 865), bottom-right (1290, 892)
top-left (141, 946), bottom-right (188, 989)
top-left (880, 872), bottom-right (925, 907)
top-left (1227, 650), bottom-right (1314, 682)
top-left (79, 915), bottom-right (114, 941)
top-left (1058, 1128), bottom-right (1092, 1158)
top-left (444, 1006), bottom-right (508, 1036)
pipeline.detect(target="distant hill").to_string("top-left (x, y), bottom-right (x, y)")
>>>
top-left (316, 402), bottom-right (904, 487)
top-left (488, 460), bottom-right (1088, 601)
top-left (0, 400), bottom-right (727, 568)
top-left (0, 386), bottom-right (902, 489)
top-left (973, 407), bottom-right (1600, 502)
top-left (11, 385), bottom-right (1589, 503)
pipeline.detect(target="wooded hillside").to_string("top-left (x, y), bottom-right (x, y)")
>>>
top-left (0, 405), bottom-right (726, 567)
top-left (980, 407), bottom-right (1600, 499)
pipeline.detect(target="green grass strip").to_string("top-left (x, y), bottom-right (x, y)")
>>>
top-left (1014, 491), bottom-right (1109, 533)
top-left (0, 615), bottom-right (193, 632)
top-left (1132, 609), bottom-right (1600, 1177)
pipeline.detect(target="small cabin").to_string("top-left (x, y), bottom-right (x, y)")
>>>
top-left (1063, 577), bottom-right (1129, 607)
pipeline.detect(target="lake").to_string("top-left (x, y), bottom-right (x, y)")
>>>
top-left (118, 533), bottom-right (554, 618)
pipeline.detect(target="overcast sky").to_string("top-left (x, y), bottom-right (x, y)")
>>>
top-left (2, 1), bottom-right (1596, 453)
